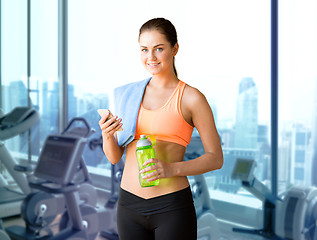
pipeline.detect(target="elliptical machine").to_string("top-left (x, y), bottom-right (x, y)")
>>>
top-left (89, 135), bottom-right (123, 240)
top-left (6, 117), bottom-right (108, 240)
top-left (0, 107), bottom-right (40, 205)
top-left (231, 158), bottom-right (317, 240)
top-left (0, 107), bottom-right (40, 240)
top-left (185, 136), bottom-right (220, 240)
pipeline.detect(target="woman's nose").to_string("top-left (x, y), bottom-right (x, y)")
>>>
top-left (149, 50), bottom-right (157, 60)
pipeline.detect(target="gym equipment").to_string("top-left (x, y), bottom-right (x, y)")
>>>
top-left (0, 219), bottom-right (10, 240)
top-left (231, 158), bottom-right (317, 240)
top-left (190, 174), bottom-right (220, 240)
top-left (6, 118), bottom-right (108, 240)
top-left (275, 186), bottom-right (317, 240)
top-left (231, 158), bottom-right (279, 238)
top-left (185, 136), bottom-right (220, 240)
top-left (0, 107), bottom-right (39, 218)
top-left (89, 135), bottom-right (123, 240)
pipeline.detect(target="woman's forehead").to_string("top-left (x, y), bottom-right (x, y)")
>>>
top-left (139, 30), bottom-right (168, 46)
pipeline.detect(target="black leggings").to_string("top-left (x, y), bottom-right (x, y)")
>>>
top-left (117, 187), bottom-right (197, 240)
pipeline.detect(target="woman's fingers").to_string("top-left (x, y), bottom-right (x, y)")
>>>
top-left (98, 111), bottom-right (110, 126)
top-left (100, 115), bottom-right (122, 134)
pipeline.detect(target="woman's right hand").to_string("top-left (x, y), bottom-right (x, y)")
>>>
top-left (99, 112), bottom-right (123, 138)
top-left (98, 113), bottom-right (124, 164)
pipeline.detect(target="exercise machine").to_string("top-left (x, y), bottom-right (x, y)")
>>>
top-left (0, 107), bottom-right (39, 240)
top-left (1, 108), bottom-right (98, 239)
top-left (190, 174), bottom-right (220, 240)
top-left (231, 158), bottom-right (317, 240)
top-left (6, 118), bottom-right (108, 240)
top-left (0, 107), bottom-right (39, 218)
top-left (231, 158), bottom-right (278, 238)
top-left (275, 186), bottom-right (317, 240)
top-left (89, 135), bottom-right (123, 240)
top-left (185, 136), bottom-right (220, 240)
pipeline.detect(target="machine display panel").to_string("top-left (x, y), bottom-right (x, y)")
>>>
top-left (231, 158), bottom-right (256, 182)
top-left (34, 136), bottom-right (78, 184)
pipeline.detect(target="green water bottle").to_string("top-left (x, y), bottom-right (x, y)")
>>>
top-left (136, 135), bottom-right (159, 187)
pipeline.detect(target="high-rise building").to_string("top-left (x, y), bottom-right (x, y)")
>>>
top-left (290, 124), bottom-right (312, 186)
top-left (234, 77), bottom-right (258, 149)
top-left (3, 81), bottom-right (40, 155)
top-left (311, 78), bottom-right (317, 186)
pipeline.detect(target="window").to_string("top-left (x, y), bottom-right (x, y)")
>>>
top-left (0, 1), bottom-right (58, 184)
top-left (279, 0), bottom-right (317, 191)
top-left (1, 0), bottom-right (28, 157)
top-left (5, 0), bottom-right (308, 229)
top-left (295, 149), bottom-right (305, 163)
top-left (294, 167), bottom-right (304, 181)
top-left (31, 0), bottom-right (59, 148)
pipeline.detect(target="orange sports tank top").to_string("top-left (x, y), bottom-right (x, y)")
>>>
top-left (135, 80), bottom-right (193, 147)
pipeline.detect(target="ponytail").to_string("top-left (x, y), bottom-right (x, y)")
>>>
top-left (173, 57), bottom-right (177, 77)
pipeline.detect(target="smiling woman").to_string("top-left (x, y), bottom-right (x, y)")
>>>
top-left (98, 17), bottom-right (223, 240)
top-left (139, 18), bottom-right (179, 77)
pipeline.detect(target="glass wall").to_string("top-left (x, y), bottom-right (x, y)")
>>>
top-left (7, 0), bottom-right (317, 229)
top-left (279, 0), bottom-right (317, 193)
top-left (0, 0), bottom-right (58, 185)
top-left (30, 0), bottom-right (59, 146)
top-left (1, 0), bottom-right (29, 158)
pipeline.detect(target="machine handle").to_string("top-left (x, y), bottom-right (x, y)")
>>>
top-left (29, 180), bottom-right (80, 194)
top-left (62, 117), bottom-right (91, 137)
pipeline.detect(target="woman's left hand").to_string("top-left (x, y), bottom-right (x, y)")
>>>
top-left (139, 158), bottom-right (174, 181)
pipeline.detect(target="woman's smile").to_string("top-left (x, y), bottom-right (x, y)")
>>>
top-left (147, 63), bottom-right (160, 67)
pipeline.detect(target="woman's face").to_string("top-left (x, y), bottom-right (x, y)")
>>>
top-left (139, 30), bottom-right (178, 76)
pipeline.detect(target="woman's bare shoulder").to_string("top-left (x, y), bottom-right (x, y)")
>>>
top-left (183, 82), bottom-right (208, 106)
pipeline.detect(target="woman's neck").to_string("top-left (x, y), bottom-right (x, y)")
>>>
top-left (150, 73), bottom-right (179, 88)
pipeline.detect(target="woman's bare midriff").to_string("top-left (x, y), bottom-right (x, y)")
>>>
top-left (120, 139), bottom-right (190, 199)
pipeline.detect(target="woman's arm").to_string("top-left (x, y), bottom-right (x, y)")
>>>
top-left (99, 113), bottom-right (125, 165)
top-left (173, 86), bottom-right (223, 176)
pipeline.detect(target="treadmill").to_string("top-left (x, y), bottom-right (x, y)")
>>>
top-left (0, 107), bottom-right (39, 218)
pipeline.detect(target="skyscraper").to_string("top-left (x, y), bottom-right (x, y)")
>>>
top-left (291, 124), bottom-right (312, 186)
top-left (234, 77), bottom-right (258, 149)
top-left (312, 78), bottom-right (317, 186)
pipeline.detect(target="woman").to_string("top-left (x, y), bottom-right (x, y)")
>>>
top-left (99, 18), bottom-right (223, 240)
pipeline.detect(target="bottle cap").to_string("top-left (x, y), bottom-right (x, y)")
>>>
top-left (137, 135), bottom-right (151, 148)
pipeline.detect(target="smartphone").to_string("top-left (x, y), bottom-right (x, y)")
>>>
top-left (97, 109), bottom-right (123, 131)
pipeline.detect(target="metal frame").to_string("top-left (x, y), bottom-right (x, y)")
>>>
top-left (58, 0), bottom-right (68, 132)
top-left (27, 0), bottom-right (32, 162)
top-left (0, 0), bottom-right (2, 110)
top-left (271, 0), bottom-right (278, 197)
top-left (27, 0), bottom-right (31, 108)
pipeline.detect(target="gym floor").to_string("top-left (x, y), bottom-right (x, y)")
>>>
top-left (3, 215), bottom-right (266, 240)
top-left (1, 190), bottom-right (265, 240)
top-left (2, 214), bottom-right (107, 240)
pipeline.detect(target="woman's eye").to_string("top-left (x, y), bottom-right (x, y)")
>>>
top-left (156, 48), bottom-right (163, 52)
top-left (142, 49), bottom-right (148, 52)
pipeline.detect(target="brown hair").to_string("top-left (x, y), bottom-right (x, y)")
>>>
top-left (139, 18), bottom-right (178, 76)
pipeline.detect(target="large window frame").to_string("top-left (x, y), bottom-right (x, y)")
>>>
top-left (0, 0), bottom-right (287, 228)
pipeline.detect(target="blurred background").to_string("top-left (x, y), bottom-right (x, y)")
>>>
top-left (1, 0), bottom-right (317, 239)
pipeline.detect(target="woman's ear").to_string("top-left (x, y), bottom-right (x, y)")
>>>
top-left (173, 42), bottom-right (179, 56)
